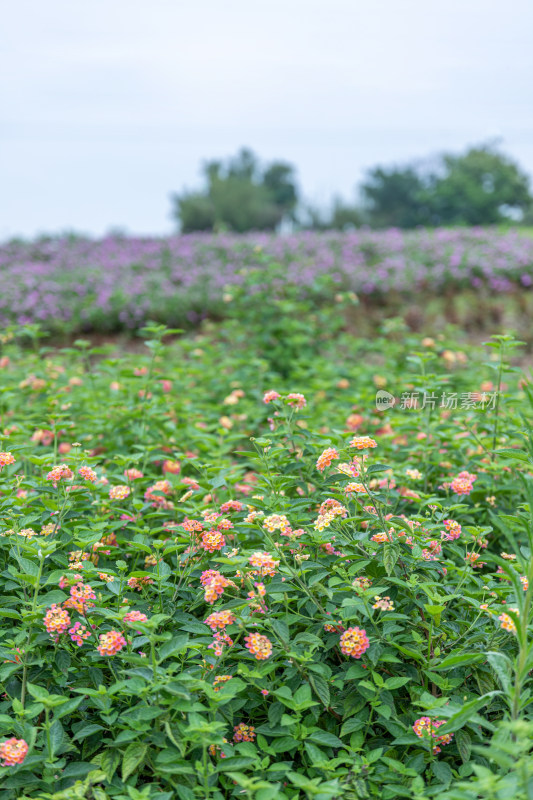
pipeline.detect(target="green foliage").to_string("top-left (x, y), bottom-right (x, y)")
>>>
top-left (329, 200), bottom-right (364, 231)
top-left (302, 199), bottom-right (364, 231)
top-left (0, 323), bottom-right (531, 798)
top-left (432, 147), bottom-right (532, 226)
top-left (361, 166), bottom-right (430, 228)
top-left (361, 144), bottom-right (532, 228)
top-left (173, 148), bottom-right (299, 233)
top-left (218, 260), bottom-right (357, 375)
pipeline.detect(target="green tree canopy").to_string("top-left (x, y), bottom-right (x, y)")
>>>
top-left (360, 166), bottom-right (431, 228)
top-left (173, 148), bottom-right (298, 233)
top-left (361, 144), bottom-right (532, 228)
top-left (430, 146), bottom-right (532, 225)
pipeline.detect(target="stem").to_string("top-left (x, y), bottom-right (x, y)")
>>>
top-left (443, 611), bottom-right (483, 653)
top-left (263, 527), bottom-right (329, 617)
top-left (427, 618), bottom-right (433, 663)
top-left (156, 556), bottom-right (164, 615)
top-left (31, 552), bottom-right (46, 614)
top-left (45, 707), bottom-right (53, 762)
top-left (20, 637), bottom-right (30, 709)
top-left (21, 551), bottom-right (46, 708)
top-left (361, 705), bottom-right (374, 747)
top-left (202, 744), bottom-right (211, 797)
top-left (512, 562), bottom-right (533, 721)
top-left (490, 342), bottom-right (505, 463)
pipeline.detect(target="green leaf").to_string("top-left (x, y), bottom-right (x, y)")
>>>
top-left (256, 787), bottom-right (281, 800)
top-left (61, 762), bottom-right (95, 779)
top-left (437, 692), bottom-right (500, 734)
top-left (309, 674), bottom-right (330, 708)
top-left (383, 541), bottom-right (400, 576)
top-left (122, 742), bottom-right (148, 782)
top-left (487, 651), bottom-right (513, 693)
top-left (55, 696), bottom-right (84, 719)
top-left (55, 650), bottom-right (71, 673)
top-left (0, 608), bottom-right (21, 620)
top-left (271, 619), bottom-right (289, 643)
top-left (424, 604), bottom-right (446, 623)
top-left (384, 676), bottom-right (411, 690)
top-left (366, 463), bottom-right (392, 475)
top-left (431, 760), bottom-right (452, 785)
top-left (15, 556), bottom-right (40, 578)
top-left (455, 729), bottom-right (471, 764)
top-left (308, 730), bottom-right (343, 748)
top-left (73, 723), bottom-right (105, 741)
top-left (304, 741), bottom-right (327, 764)
top-left (158, 634), bottom-right (189, 663)
top-left (269, 736), bottom-right (298, 753)
top-left (433, 652), bottom-right (485, 670)
top-left (26, 682), bottom-right (49, 702)
top-left (216, 756), bottom-right (256, 772)
top-left (49, 718), bottom-right (64, 756)
top-left (392, 643), bottom-right (424, 663)
top-left (496, 449), bottom-right (531, 463)
top-left (392, 734), bottom-right (421, 745)
top-left (340, 717), bottom-right (365, 737)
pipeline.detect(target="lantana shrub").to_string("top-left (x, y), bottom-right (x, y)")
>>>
top-left (0, 326), bottom-right (531, 799)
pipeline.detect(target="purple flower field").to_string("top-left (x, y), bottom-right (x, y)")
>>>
top-left (1, 227), bottom-right (532, 333)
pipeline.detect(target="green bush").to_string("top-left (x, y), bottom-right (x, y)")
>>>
top-left (0, 327), bottom-right (531, 798)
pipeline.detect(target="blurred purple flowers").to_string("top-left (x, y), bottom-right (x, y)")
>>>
top-left (1, 227), bottom-right (532, 332)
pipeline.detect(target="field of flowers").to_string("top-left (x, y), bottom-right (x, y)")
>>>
top-left (0, 318), bottom-right (532, 800)
top-left (1, 228), bottom-right (533, 334)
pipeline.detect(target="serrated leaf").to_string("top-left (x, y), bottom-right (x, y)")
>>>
top-left (340, 717), bottom-right (364, 737)
top-left (303, 741), bottom-right (327, 764)
top-left (366, 463), bottom-right (392, 475)
top-left (496, 449), bottom-right (531, 463)
top-left (455, 729), bottom-right (471, 763)
top-left (122, 742), bottom-right (147, 781)
top-left (49, 718), bottom-right (64, 757)
top-left (437, 692), bottom-right (500, 734)
top-left (27, 682), bottom-right (49, 702)
top-left (384, 676), bottom-right (411, 690)
top-left (431, 760), bottom-right (452, 785)
top-left (271, 619), bottom-right (289, 644)
top-left (158, 635), bottom-right (188, 663)
top-left (15, 556), bottom-right (40, 578)
top-left (73, 723), bottom-right (105, 741)
top-left (55, 650), bottom-right (71, 673)
top-left (216, 756), bottom-right (255, 772)
top-left (309, 674), bottom-right (330, 708)
top-left (308, 730), bottom-right (343, 748)
top-left (392, 643), bottom-right (424, 662)
top-left (55, 695), bottom-right (84, 719)
top-left (0, 609), bottom-right (20, 619)
top-left (487, 651), bottom-right (513, 693)
top-left (433, 652), bottom-right (484, 670)
top-left (383, 541), bottom-right (400, 576)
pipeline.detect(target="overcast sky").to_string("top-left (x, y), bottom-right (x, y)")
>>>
top-left (1, 0), bottom-right (532, 238)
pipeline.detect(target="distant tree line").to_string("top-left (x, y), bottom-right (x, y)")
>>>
top-left (172, 143), bottom-right (532, 232)
top-left (172, 149), bottom-right (297, 234)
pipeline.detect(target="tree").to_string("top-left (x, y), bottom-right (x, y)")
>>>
top-left (300, 197), bottom-right (363, 231)
top-left (173, 149), bottom-right (298, 233)
top-left (175, 193), bottom-right (215, 233)
top-left (430, 146), bottom-right (531, 225)
top-left (360, 166), bottom-right (432, 228)
top-left (262, 163), bottom-right (298, 216)
top-left (360, 144), bottom-right (532, 228)
top-left (329, 198), bottom-right (364, 230)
